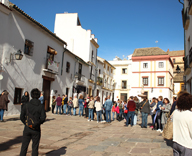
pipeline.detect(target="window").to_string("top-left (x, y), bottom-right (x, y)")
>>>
top-left (24, 39), bottom-right (34, 56)
top-left (122, 80), bottom-right (127, 89)
top-left (111, 69), bottom-right (113, 73)
top-left (99, 69), bottom-right (101, 75)
top-left (66, 62), bottom-right (70, 73)
top-left (143, 63), bottom-right (148, 68)
top-left (78, 63), bottom-right (82, 80)
top-left (66, 88), bottom-right (69, 96)
top-left (91, 50), bottom-right (94, 62)
top-left (122, 68), bottom-right (127, 74)
top-left (159, 62), bottom-right (164, 68)
top-left (143, 77), bottom-right (148, 86)
top-left (158, 77), bottom-right (164, 86)
top-left (173, 59), bottom-right (175, 63)
top-left (14, 88), bottom-right (22, 104)
top-left (97, 89), bottom-right (99, 96)
top-left (107, 66), bottom-right (109, 71)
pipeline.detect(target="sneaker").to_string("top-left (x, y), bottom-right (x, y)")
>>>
top-left (88, 119), bottom-right (90, 121)
top-left (157, 129), bottom-right (161, 132)
top-left (97, 121), bottom-right (99, 123)
top-left (160, 130), bottom-right (163, 133)
top-left (91, 120), bottom-right (93, 122)
top-left (150, 126), bottom-right (153, 128)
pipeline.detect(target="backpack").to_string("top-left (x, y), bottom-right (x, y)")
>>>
top-left (25, 104), bottom-right (39, 130)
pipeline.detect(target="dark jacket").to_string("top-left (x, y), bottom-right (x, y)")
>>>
top-left (64, 97), bottom-right (68, 104)
top-left (20, 99), bottom-right (46, 132)
top-left (155, 101), bottom-right (163, 112)
top-left (140, 100), bottom-right (150, 114)
top-left (0, 94), bottom-right (10, 110)
top-left (170, 101), bottom-right (176, 115)
top-left (21, 95), bottom-right (29, 104)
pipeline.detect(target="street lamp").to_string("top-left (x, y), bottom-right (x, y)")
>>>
top-left (7, 49), bottom-right (23, 64)
top-left (176, 65), bottom-right (181, 73)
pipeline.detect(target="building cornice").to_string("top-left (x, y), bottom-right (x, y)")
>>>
top-left (90, 38), bottom-right (99, 48)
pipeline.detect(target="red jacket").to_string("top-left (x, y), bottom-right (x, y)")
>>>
top-left (127, 100), bottom-right (136, 112)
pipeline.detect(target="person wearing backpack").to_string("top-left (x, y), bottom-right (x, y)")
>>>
top-left (20, 88), bottom-right (46, 156)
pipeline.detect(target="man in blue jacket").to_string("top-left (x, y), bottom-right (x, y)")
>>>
top-left (104, 96), bottom-right (113, 123)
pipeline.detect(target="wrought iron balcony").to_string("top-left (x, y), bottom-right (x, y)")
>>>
top-left (182, 8), bottom-right (190, 30)
top-left (97, 77), bottom-right (103, 85)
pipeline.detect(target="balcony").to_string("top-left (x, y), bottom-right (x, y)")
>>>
top-left (76, 74), bottom-right (85, 85)
top-left (189, 0), bottom-right (192, 15)
top-left (182, 8), bottom-right (190, 30)
top-left (89, 74), bottom-right (95, 83)
top-left (96, 77), bottom-right (103, 86)
top-left (184, 56), bottom-right (191, 75)
top-left (43, 59), bottom-right (59, 74)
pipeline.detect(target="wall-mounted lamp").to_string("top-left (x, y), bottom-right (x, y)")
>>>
top-left (176, 65), bottom-right (181, 73)
top-left (6, 49), bottom-right (23, 64)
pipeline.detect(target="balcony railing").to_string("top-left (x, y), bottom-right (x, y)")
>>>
top-left (184, 55), bottom-right (191, 75)
top-left (43, 59), bottom-right (59, 74)
top-left (97, 77), bottom-right (103, 85)
top-left (182, 8), bottom-right (190, 30)
top-left (189, 0), bottom-right (192, 15)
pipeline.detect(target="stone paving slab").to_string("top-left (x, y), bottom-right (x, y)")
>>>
top-left (0, 112), bottom-right (174, 156)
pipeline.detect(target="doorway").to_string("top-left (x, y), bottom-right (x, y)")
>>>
top-left (43, 79), bottom-right (51, 111)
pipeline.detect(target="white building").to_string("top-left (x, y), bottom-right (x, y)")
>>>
top-left (130, 47), bottom-right (174, 102)
top-left (0, 2), bottom-right (89, 115)
top-left (54, 12), bottom-right (100, 97)
top-left (109, 56), bottom-right (132, 102)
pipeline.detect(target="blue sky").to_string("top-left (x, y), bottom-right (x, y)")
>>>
top-left (11, 0), bottom-right (184, 61)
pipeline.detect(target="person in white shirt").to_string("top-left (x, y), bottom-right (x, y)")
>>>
top-left (173, 91), bottom-right (192, 156)
top-left (95, 96), bottom-right (103, 123)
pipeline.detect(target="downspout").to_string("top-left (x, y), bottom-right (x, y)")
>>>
top-left (178, 0), bottom-right (187, 90)
top-left (93, 49), bottom-right (98, 96)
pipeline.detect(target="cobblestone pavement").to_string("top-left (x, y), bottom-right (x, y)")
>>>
top-left (0, 112), bottom-right (173, 156)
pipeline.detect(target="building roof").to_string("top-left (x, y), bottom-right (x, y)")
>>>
top-left (97, 56), bottom-right (116, 69)
top-left (132, 47), bottom-right (168, 57)
top-left (168, 50), bottom-right (184, 57)
top-left (9, 3), bottom-right (67, 46)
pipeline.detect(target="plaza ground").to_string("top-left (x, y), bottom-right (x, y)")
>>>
top-left (0, 112), bottom-right (173, 156)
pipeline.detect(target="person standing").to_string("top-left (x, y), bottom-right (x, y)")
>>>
top-left (51, 96), bottom-right (56, 114)
top-left (139, 96), bottom-right (150, 128)
top-left (78, 95), bottom-right (84, 117)
top-left (172, 92), bottom-right (192, 156)
top-left (119, 100), bottom-right (123, 120)
top-left (104, 96), bottom-right (113, 123)
top-left (95, 97), bottom-right (103, 123)
top-left (155, 96), bottom-right (164, 131)
top-left (170, 96), bottom-right (177, 115)
top-left (125, 96), bottom-right (136, 127)
top-left (67, 97), bottom-right (73, 116)
top-left (149, 97), bottom-right (156, 129)
top-left (0, 90), bottom-right (10, 122)
top-left (61, 94), bottom-right (65, 114)
top-left (63, 95), bottom-right (68, 115)
top-left (55, 94), bottom-right (62, 115)
top-left (38, 92), bottom-right (44, 105)
top-left (73, 95), bottom-right (78, 116)
top-left (112, 103), bottom-right (116, 121)
top-left (84, 97), bottom-right (89, 118)
top-left (133, 96), bottom-right (140, 125)
top-left (88, 97), bottom-right (94, 121)
top-left (20, 88), bottom-right (46, 156)
top-left (21, 91), bottom-right (30, 106)
top-left (161, 98), bottom-right (171, 132)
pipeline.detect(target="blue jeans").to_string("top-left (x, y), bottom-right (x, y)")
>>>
top-left (68, 106), bottom-right (72, 115)
top-left (73, 108), bottom-right (76, 115)
top-left (97, 111), bottom-right (102, 122)
top-left (56, 105), bottom-right (61, 114)
top-left (126, 111), bottom-right (135, 126)
top-left (63, 104), bottom-right (67, 114)
top-left (112, 112), bottom-right (115, 120)
top-left (106, 110), bottom-right (111, 122)
top-left (89, 109), bottom-right (93, 120)
top-left (79, 105), bottom-right (83, 116)
top-left (119, 109), bottom-right (123, 119)
top-left (141, 112), bottom-right (148, 127)
top-left (0, 109), bottom-right (4, 121)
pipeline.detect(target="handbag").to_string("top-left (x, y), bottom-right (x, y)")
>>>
top-left (124, 110), bottom-right (128, 114)
top-left (162, 117), bottom-right (173, 140)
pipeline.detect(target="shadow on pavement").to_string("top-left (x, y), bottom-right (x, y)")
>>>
top-left (0, 136), bottom-right (23, 151)
top-left (46, 147), bottom-right (67, 156)
top-left (45, 118), bottom-right (56, 122)
top-left (5, 117), bottom-right (20, 122)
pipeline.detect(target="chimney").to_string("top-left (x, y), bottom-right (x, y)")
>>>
top-left (167, 49), bottom-right (169, 52)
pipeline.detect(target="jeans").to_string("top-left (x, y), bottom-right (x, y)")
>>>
top-left (79, 105), bottom-right (84, 116)
top-left (88, 109), bottom-right (93, 120)
top-left (52, 105), bottom-right (55, 114)
top-left (119, 109), bottom-right (123, 119)
top-left (63, 104), bottom-right (67, 114)
top-left (173, 141), bottom-right (192, 156)
top-left (126, 111), bottom-right (135, 126)
top-left (68, 106), bottom-right (72, 115)
top-left (97, 111), bottom-right (102, 122)
top-left (20, 128), bottom-right (41, 156)
top-left (141, 112), bottom-right (148, 127)
top-left (106, 110), bottom-right (111, 122)
top-left (133, 114), bottom-right (137, 125)
top-left (112, 112), bottom-right (115, 120)
top-left (0, 109), bottom-right (4, 121)
top-left (151, 114), bottom-right (155, 125)
top-left (73, 108), bottom-right (76, 116)
top-left (56, 105), bottom-right (61, 114)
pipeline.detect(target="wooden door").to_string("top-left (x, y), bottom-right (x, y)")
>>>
top-left (43, 79), bottom-right (51, 111)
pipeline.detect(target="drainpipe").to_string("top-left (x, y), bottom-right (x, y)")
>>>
top-left (93, 49), bottom-right (98, 96)
top-left (178, 0), bottom-right (187, 90)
